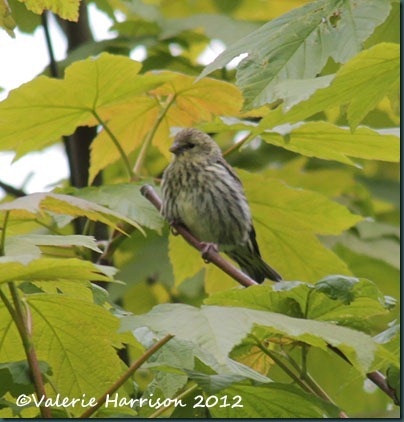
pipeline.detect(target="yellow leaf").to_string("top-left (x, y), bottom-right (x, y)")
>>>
top-left (90, 72), bottom-right (242, 180)
top-left (0, 53), bottom-right (165, 159)
top-left (0, 192), bottom-right (143, 233)
top-left (169, 233), bottom-right (203, 287)
top-left (0, 0), bottom-right (15, 37)
top-left (18, 0), bottom-right (80, 21)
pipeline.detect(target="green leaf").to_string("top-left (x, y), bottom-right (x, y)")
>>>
top-left (261, 122), bottom-right (399, 166)
top-left (314, 275), bottom-right (358, 305)
top-left (264, 157), bottom-right (356, 197)
top-left (199, 0), bottom-right (392, 110)
top-left (186, 371), bottom-right (245, 394)
top-left (210, 384), bottom-right (340, 418)
top-left (160, 14), bottom-right (259, 44)
top-left (70, 183), bottom-right (164, 231)
top-left (0, 294), bottom-right (128, 416)
top-left (5, 234), bottom-right (102, 260)
top-left (0, 192), bottom-right (144, 234)
top-left (169, 233), bottom-right (204, 286)
top-left (148, 337), bottom-right (194, 397)
top-left (0, 53), bottom-right (167, 158)
top-left (260, 42), bottom-right (399, 129)
top-left (336, 232), bottom-right (399, 269)
top-left (241, 170), bottom-right (361, 281)
top-left (0, 257), bottom-right (115, 284)
top-left (386, 365), bottom-right (400, 401)
top-left (206, 278), bottom-right (391, 333)
top-left (0, 360), bottom-right (51, 396)
top-left (120, 303), bottom-right (378, 374)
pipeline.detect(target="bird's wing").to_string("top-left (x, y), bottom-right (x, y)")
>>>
top-left (247, 225), bottom-right (262, 258)
top-left (217, 157), bottom-right (243, 186)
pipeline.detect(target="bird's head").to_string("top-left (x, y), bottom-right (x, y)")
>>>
top-left (169, 128), bottom-right (222, 163)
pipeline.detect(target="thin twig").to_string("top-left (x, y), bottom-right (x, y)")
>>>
top-left (0, 211), bottom-right (9, 256)
top-left (92, 110), bottom-right (133, 180)
top-left (327, 345), bottom-right (400, 406)
top-left (8, 283), bottom-right (52, 418)
top-left (222, 132), bottom-right (254, 157)
top-left (255, 337), bottom-right (348, 418)
top-left (79, 334), bottom-right (174, 418)
top-left (0, 180), bottom-right (26, 197)
top-left (148, 384), bottom-right (198, 418)
top-left (140, 184), bottom-right (258, 287)
top-left (132, 95), bottom-right (176, 177)
top-left (252, 338), bottom-right (312, 394)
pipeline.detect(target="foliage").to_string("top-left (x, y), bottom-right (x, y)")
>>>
top-left (0, 0), bottom-right (399, 418)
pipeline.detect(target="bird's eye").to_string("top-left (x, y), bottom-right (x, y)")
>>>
top-left (188, 143), bottom-right (195, 149)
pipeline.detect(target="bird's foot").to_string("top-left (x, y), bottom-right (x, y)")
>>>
top-left (200, 242), bottom-right (219, 263)
top-left (169, 220), bottom-right (180, 236)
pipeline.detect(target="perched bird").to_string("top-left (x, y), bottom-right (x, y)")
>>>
top-left (161, 128), bottom-right (282, 283)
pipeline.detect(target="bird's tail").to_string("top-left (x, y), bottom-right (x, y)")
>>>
top-left (227, 250), bottom-right (282, 283)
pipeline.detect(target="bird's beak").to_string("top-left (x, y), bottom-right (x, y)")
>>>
top-left (169, 142), bottom-right (180, 154)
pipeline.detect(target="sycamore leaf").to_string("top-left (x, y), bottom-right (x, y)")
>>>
top-left (120, 303), bottom-right (378, 374)
top-left (0, 53), bottom-right (167, 159)
top-left (0, 256), bottom-right (115, 284)
top-left (0, 294), bottom-right (127, 416)
top-left (264, 157), bottom-right (356, 197)
top-left (261, 122), bottom-right (400, 165)
top-left (206, 278), bottom-right (391, 333)
top-left (5, 234), bottom-right (102, 256)
top-left (168, 234), bottom-right (203, 286)
top-left (260, 43), bottom-right (400, 130)
top-left (0, 0), bottom-right (15, 37)
top-left (89, 72), bottom-right (242, 182)
top-left (0, 360), bottom-right (51, 396)
top-left (199, 0), bottom-right (392, 110)
top-left (69, 183), bottom-right (164, 231)
top-left (241, 170), bottom-right (361, 281)
top-left (210, 384), bottom-right (340, 418)
top-left (18, 0), bottom-right (80, 21)
top-left (0, 192), bottom-right (144, 233)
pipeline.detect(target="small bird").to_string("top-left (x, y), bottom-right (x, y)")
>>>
top-left (161, 128), bottom-right (282, 283)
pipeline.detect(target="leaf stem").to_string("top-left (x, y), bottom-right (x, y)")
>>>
top-left (92, 110), bottom-right (133, 180)
top-left (79, 334), bottom-right (174, 418)
top-left (254, 336), bottom-right (348, 417)
top-left (148, 383), bottom-right (198, 418)
top-left (252, 336), bottom-right (312, 394)
top-left (222, 132), bottom-right (255, 157)
top-left (0, 211), bottom-right (9, 256)
top-left (7, 282), bottom-right (52, 418)
top-left (132, 95), bottom-right (176, 178)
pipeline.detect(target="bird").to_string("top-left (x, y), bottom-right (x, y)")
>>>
top-left (161, 128), bottom-right (282, 283)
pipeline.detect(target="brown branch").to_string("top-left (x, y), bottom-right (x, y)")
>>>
top-left (79, 334), bottom-right (174, 418)
top-left (140, 184), bottom-right (258, 288)
top-left (327, 345), bottom-right (399, 406)
top-left (0, 180), bottom-right (26, 197)
top-left (6, 283), bottom-right (52, 418)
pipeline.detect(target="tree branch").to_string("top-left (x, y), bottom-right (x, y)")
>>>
top-left (327, 345), bottom-right (400, 406)
top-left (0, 180), bottom-right (26, 197)
top-left (5, 283), bottom-right (52, 418)
top-left (79, 334), bottom-right (174, 418)
top-left (140, 184), bottom-right (258, 287)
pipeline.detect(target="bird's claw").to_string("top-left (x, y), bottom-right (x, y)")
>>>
top-left (168, 220), bottom-right (180, 236)
top-left (170, 226), bottom-right (179, 236)
top-left (200, 242), bottom-right (219, 263)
